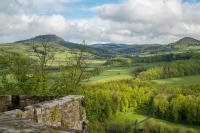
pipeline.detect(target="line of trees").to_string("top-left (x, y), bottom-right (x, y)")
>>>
top-left (105, 57), bottom-right (133, 66)
top-left (137, 59), bottom-right (200, 80)
top-left (133, 52), bottom-right (200, 63)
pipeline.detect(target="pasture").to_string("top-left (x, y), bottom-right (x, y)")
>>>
top-left (84, 62), bottom-right (162, 84)
top-left (85, 67), bottom-right (134, 84)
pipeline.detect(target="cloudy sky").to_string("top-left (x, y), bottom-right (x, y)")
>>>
top-left (0, 0), bottom-right (200, 44)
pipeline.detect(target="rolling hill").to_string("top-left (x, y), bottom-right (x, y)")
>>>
top-left (17, 35), bottom-right (114, 58)
top-left (15, 34), bottom-right (87, 50)
top-left (91, 37), bottom-right (200, 56)
top-left (170, 37), bottom-right (200, 48)
top-left (0, 35), bottom-right (113, 58)
top-left (0, 35), bottom-right (200, 58)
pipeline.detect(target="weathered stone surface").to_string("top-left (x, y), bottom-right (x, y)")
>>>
top-left (0, 109), bottom-right (53, 133)
top-left (19, 96), bottom-right (60, 108)
top-left (0, 95), bottom-right (86, 133)
top-left (23, 95), bottom-right (86, 130)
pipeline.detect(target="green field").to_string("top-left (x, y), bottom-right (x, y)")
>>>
top-left (84, 62), bottom-right (162, 84)
top-left (85, 66), bottom-right (134, 84)
top-left (109, 112), bottom-right (200, 131)
top-left (153, 75), bottom-right (200, 86)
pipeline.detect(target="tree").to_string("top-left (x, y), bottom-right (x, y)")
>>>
top-left (53, 40), bottom-right (90, 94)
top-left (153, 95), bottom-right (169, 119)
top-left (0, 49), bottom-right (36, 94)
top-left (32, 39), bottom-right (55, 92)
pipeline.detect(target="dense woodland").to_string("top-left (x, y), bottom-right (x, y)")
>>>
top-left (137, 59), bottom-right (200, 80)
top-left (133, 52), bottom-right (200, 63)
top-left (83, 81), bottom-right (200, 132)
top-left (105, 52), bottom-right (200, 67)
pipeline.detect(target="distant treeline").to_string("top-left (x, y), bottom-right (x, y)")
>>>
top-left (137, 59), bottom-right (200, 80)
top-left (105, 52), bottom-right (200, 67)
top-left (133, 52), bottom-right (200, 63)
top-left (105, 57), bottom-right (133, 66)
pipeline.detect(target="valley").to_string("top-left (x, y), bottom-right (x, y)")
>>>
top-left (0, 35), bottom-right (200, 133)
top-left (2, 0), bottom-right (200, 132)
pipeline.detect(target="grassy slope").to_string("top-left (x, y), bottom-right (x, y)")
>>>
top-left (85, 62), bottom-right (162, 85)
top-left (152, 75), bottom-right (200, 86)
top-left (109, 112), bottom-right (200, 131)
top-left (0, 43), bottom-right (97, 67)
top-left (85, 67), bottom-right (134, 84)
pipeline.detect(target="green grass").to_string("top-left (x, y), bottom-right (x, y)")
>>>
top-left (0, 42), bottom-right (94, 67)
top-left (153, 75), bottom-right (200, 86)
top-left (84, 66), bottom-right (134, 84)
top-left (88, 60), bottom-right (106, 65)
top-left (110, 112), bottom-right (146, 124)
top-left (109, 112), bottom-right (200, 131)
top-left (84, 62), bottom-right (162, 85)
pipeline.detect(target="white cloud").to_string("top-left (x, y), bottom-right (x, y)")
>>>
top-left (92, 0), bottom-right (200, 43)
top-left (0, 0), bottom-right (83, 15)
top-left (0, 14), bottom-right (70, 43)
top-left (0, 0), bottom-right (20, 14)
top-left (0, 0), bottom-right (200, 44)
top-left (93, 0), bottom-right (183, 24)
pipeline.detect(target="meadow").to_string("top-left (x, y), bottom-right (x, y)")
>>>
top-left (84, 62), bottom-right (162, 84)
top-left (85, 66), bottom-right (134, 84)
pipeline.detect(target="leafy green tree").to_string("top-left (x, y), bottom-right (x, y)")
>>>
top-left (52, 41), bottom-right (90, 94)
top-left (153, 95), bottom-right (169, 119)
top-left (32, 39), bottom-right (55, 92)
top-left (0, 49), bottom-right (39, 94)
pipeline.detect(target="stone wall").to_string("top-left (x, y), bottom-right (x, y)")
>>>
top-left (23, 95), bottom-right (86, 130)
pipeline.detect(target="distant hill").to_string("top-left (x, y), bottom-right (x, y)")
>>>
top-left (15, 34), bottom-right (86, 50)
top-left (16, 34), bottom-right (64, 43)
top-left (91, 37), bottom-right (200, 56)
top-left (91, 43), bottom-right (130, 56)
top-left (170, 37), bottom-right (200, 48)
top-left (1, 35), bottom-right (200, 58)
top-left (92, 43), bottom-right (129, 49)
top-left (91, 43), bottom-right (173, 55)
top-left (0, 34), bottom-right (112, 58)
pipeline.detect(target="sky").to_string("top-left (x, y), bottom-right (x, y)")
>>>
top-left (0, 0), bottom-right (200, 44)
